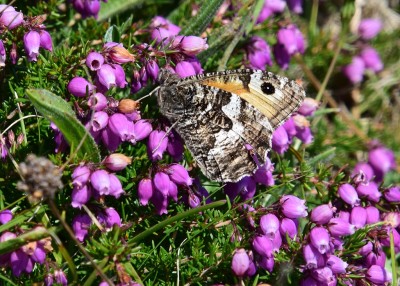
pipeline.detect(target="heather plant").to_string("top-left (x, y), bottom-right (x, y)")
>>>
top-left (0, 0), bottom-right (399, 285)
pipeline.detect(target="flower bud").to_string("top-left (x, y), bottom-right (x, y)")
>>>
top-left (178, 36), bottom-right (208, 56)
top-left (252, 235), bottom-right (273, 258)
top-left (132, 120), bottom-right (152, 143)
top-left (279, 218), bottom-right (297, 240)
top-left (103, 153), bottom-right (132, 171)
top-left (114, 64), bottom-right (127, 88)
top-left (146, 60), bottom-right (160, 81)
top-left (272, 125), bottom-right (290, 154)
top-left (67, 77), bottom-right (95, 97)
top-left (368, 147), bottom-right (396, 179)
top-left (107, 45), bottom-right (135, 64)
top-left (118, 99), bottom-right (140, 114)
top-left (384, 186), bottom-right (400, 202)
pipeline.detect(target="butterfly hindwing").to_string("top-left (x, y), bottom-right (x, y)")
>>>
top-left (157, 69), bottom-right (305, 182)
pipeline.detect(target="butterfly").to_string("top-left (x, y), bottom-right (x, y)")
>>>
top-left (156, 69), bottom-right (305, 182)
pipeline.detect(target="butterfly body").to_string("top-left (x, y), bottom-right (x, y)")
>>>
top-left (157, 69), bottom-right (305, 182)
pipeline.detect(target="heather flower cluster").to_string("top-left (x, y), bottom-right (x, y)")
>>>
top-left (343, 18), bottom-right (384, 84)
top-left (0, 4), bottom-right (53, 64)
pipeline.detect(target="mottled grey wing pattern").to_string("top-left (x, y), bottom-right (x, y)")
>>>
top-left (157, 69), bottom-right (305, 182)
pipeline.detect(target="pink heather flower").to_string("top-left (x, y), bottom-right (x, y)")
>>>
top-left (253, 159), bottom-right (275, 187)
top-left (260, 213), bottom-right (280, 239)
top-left (358, 18), bottom-right (382, 40)
top-left (166, 164), bottom-right (193, 186)
top-left (328, 218), bottom-right (355, 237)
top-left (326, 255), bottom-right (349, 274)
top-left (91, 111), bottom-right (109, 132)
top-left (97, 64), bottom-right (116, 89)
top-left (231, 249), bottom-right (250, 277)
top-left (138, 178), bottom-right (154, 206)
top-left (54, 269), bottom-right (68, 286)
top-left (0, 40), bottom-right (5, 66)
top-left (72, 214), bottom-right (92, 242)
top-left (86, 52), bottom-right (104, 71)
top-left (146, 60), bottom-right (159, 81)
top-left (147, 130), bottom-right (168, 161)
top-left (108, 173), bottom-right (125, 198)
top-left (257, 0), bottom-right (286, 23)
top-left (0, 9), bottom-right (23, 30)
top-left (90, 169), bottom-right (111, 195)
top-left (10, 249), bottom-right (33, 276)
top-left (280, 195), bottom-right (308, 218)
top-left (338, 183), bottom-right (360, 207)
top-left (293, 114), bottom-right (313, 144)
top-left (311, 267), bottom-right (335, 285)
top-left (101, 127), bottom-right (121, 152)
top-left (150, 16), bottom-right (181, 43)
top-left (273, 42), bottom-right (291, 69)
top-left (67, 77), bottom-right (95, 97)
top-left (283, 117), bottom-right (297, 138)
top-left (310, 227), bottom-right (330, 254)
top-left (0, 209), bottom-right (13, 224)
top-left (384, 186), bottom-right (400, 202)
top-left (98, 207), bottom-right (121, 229)
top-left (359, 241), bottom-right (373, 256)
top-left (114, 64), bottom-right (127, 88)
top-left (350, 206), bottom-right (367, 229)
top-left (360, 47), bottom-right (383, 72)
top-left (259, 256), bottom-right (275, 272)
top-left (368, 147), bottom-right (396, 179)
top-left (10, 42), bottom-right (17, 64)
top-left (151, 189), bottom-right (168, 215)
top-left (175, 61), bottom-right (197, 78)
top-left (131, 120), bottom-right (152, 144)
top-left (224, 176), bottom-right (256, 201)
top-left (108, 113), bottom-right (134, 142)
top-left (351, 162), bottom-right (375, 183)
top-left (252, 235), bottom-right (274, 258)
top-left (177, 36), bottom-right (208, 56)
top-left (366, 265), bottom-right (391, 284)
top-left (303, 243), bottom-right (325, 269)
top-left (365, 249), bottom-right (386, 267)
top-left (168, 181), bottom-right (178, 202)
top-left (279, 218), bottom-right (297, 240)
top-left (185, 57), bottom-right (203, 74)
top-left (39, 30), bottom-right (53, 52)
top-left (343, 56), bottom-right (365, 84)
top-left (298, 98), bottom-right (319, 117)
top-left (24, 31), bottom-right (41, 62)
top-left (356, 181), bottom-right (382, 202)
top-left (167, 131), bottom-right (184, 162)
top-left (277, 27), bottom-right (297, 55)
top-left (338, 210), bottom-right (350, 222)
top-left (365, 205), bottom-right (380, 224)
top-left (72, 165), bottom-right (91, 189)
top-left (71, 185), bottom-right (92, 208)
top-left (88, 92), bottom-right (107, 111)
top-left (272, 125), bottom-right (290, 154)
top-left (153, 172), bottom-right (171, 196)
top-left (287, 0), bottom-right (303, 14)
top-left (310, 204), bottom-right (335, 225)
top-left (246, 36), bottom-right (273, 70)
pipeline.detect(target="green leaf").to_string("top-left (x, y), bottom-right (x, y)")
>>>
top-left (26, 89), bottom-right (101, 163)
top-left (104, 25), bottom-right (121, 43)
top-left (181, 0), bottom-right (225, 36)
top-left (97, 0), bottom-right (145, 22)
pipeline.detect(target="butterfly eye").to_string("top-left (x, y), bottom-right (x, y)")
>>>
top-left (261, 82), bottom-right (275, 95)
